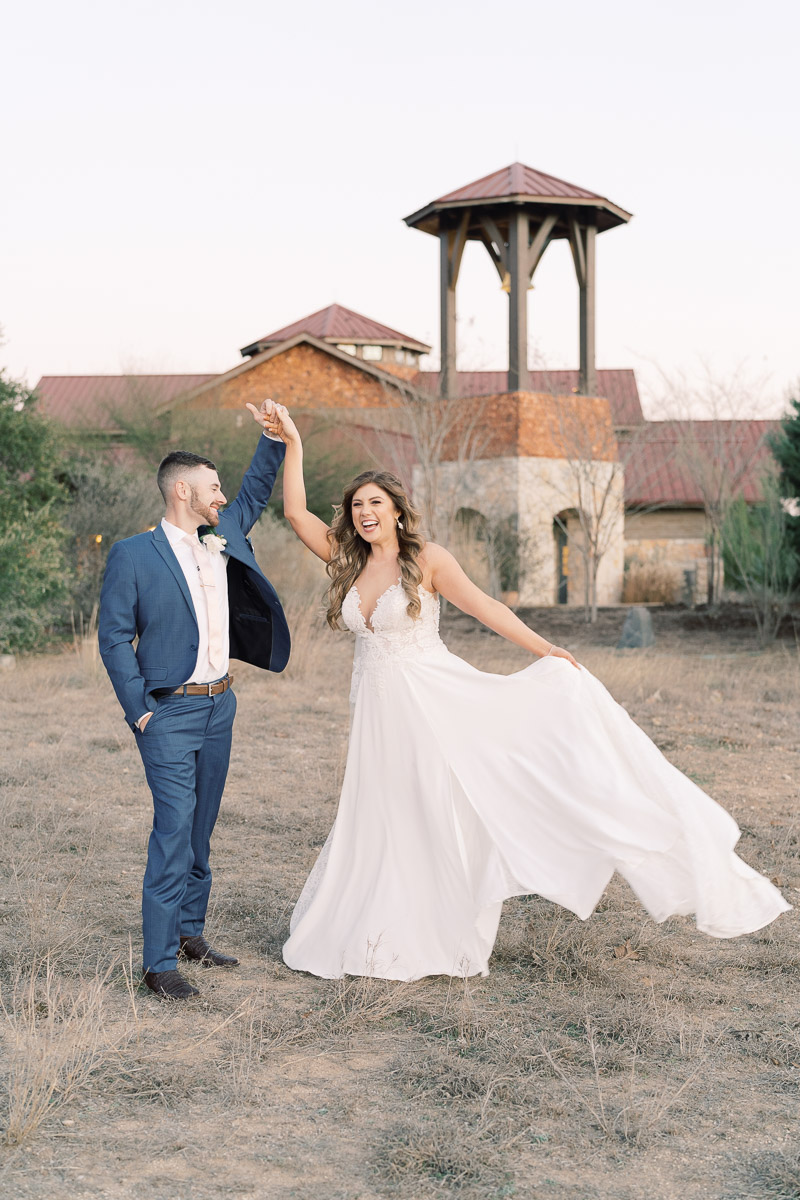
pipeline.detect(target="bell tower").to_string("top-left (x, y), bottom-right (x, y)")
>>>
top-left (404, 162), bottom-right (632, 397)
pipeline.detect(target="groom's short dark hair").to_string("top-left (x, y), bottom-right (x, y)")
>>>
top-left (157, 451), bottom-right (218, 501)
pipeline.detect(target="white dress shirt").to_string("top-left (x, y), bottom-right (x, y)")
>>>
top-left (161, 518), bottom-right (230, 684)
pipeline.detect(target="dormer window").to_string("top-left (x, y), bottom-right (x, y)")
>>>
top-left (363, 346), bottom-right (383, 361)
top-left (337, 344), bottom-right (357, 356)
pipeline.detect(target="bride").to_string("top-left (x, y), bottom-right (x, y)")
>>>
top-left (254, 401), bottom-right (789, 981)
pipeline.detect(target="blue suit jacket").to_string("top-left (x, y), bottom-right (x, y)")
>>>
top-left (98, 435), bottom-right (290, 728)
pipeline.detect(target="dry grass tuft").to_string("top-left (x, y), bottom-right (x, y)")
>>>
top-left (68, 605), bottom-right (103, 686)
top-left (327, 970), bottom-right (418, 1035)
top-left (492, 899), bottom-right (619, 984)
top-left (531, 1014), bottom-right (712, 1147)
top-left (745, 1151), bottom-right (800, 1199)
top-left (372, 1113), bottom-right (511, 1193)
top-left (0, 962), bottom-right (125, 1146)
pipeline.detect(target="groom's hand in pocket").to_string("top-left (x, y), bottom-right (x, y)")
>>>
top-left (137, 712), bottom-right (153, 732)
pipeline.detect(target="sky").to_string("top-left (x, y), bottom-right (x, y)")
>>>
top-left (1, 0), bottom-right (797, 417)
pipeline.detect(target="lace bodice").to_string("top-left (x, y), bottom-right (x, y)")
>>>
top-left (342, 581), bottom-right (448, 699)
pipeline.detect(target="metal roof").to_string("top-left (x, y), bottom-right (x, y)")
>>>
top-left (437, 162), bottom-right (605, 205)
top-left (419, 369), bottom-right (644, 428)
top-left (35, 365), bottom-right (645, 432)
top-left (34, 374), bottom-right (216, 430)
top-left (35, 368), bottom-right (774, 510)
top-left (404, 162), bottom-right (632, 237)
top-left (623, 420), bottom-right (776, 507)
top-left (241, 304), bottom-right (431, 358)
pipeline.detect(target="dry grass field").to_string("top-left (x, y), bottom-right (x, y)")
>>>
top-left (1, 584), bottom-right (799, 1199)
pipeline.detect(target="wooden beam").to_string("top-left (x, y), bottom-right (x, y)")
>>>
top-left (507, 208), bottom-right (530, 392)
top-left (437, 210), bottom-right (471, 397)
top-left (477, 230), bottom-right (506, 282)
top-left (439, 228), bottom-right (457, 398)
top-left (479, 216), bottom-right (509, 273)
top-left (526, 212), bottom-right (557, 278)
top-left (569, 218), bottom-right (586, 287)
top-left (578, 224), bottom-right (597, 396)
top-left (448, 209), bottom-right (470, 287)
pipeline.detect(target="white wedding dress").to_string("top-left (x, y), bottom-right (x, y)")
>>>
top-left (281, 583), bottom-right (789, 981)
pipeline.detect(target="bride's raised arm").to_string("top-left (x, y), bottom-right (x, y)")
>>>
top-left (425, 542), bottom-right (579, 669)
top-left (246, 401), bottom-right (333, 562)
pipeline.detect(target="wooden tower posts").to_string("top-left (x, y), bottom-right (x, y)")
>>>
top-left (404, 163), bottom-right (630, 397)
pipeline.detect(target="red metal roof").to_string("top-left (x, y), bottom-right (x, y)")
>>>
top-left (436, 162), bottom-right (605, 205)
top-left (404, 163), bottom-right (632, 236)
top-left (419, 369), bottom-right (644, 427)
top-left (35, 369), bottom-right (774, 510)
top-left (241, 304), bottom-right (431, 357)
top-left (35, 374), bottom-right (216, 430)
top-left (623, 420), bottom-right (776, 507)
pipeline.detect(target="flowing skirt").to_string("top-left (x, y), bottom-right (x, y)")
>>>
top-left (282, 652), bottom-right (789, 980)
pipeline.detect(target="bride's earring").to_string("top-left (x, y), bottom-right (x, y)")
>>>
top-left (396, 517), bottom-right (404, 531)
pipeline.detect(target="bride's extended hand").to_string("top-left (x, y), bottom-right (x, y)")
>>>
top-left (546, 645), bottom-right (580, 669)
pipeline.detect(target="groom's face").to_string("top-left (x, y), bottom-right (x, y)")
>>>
top-left (186, 466), bottom-right (227, 527)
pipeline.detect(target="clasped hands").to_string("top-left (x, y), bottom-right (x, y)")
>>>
top-left (245, 399), bottom-right (296, 442)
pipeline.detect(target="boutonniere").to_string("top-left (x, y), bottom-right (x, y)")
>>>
top-left (200, 529), bottom-right (228, 554)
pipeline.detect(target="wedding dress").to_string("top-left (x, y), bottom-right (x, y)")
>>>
top-left (281, 583), bottom-right (789, 981)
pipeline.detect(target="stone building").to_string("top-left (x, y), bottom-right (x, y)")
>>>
top-left (35, 300), bottom-right (775, 608)
top-left (35, 163), bottom-right (776, 609)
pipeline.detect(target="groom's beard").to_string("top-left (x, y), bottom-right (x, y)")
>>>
top-left (189, 487), bottom-right (220, 527)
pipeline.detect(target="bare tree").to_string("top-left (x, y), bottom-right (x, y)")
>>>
top-left (543, 389), bottom-right (682, 622)
top-left (545, 395), bottom-right (623, 622)
top-left (359, 377), bottom-right (491, 544)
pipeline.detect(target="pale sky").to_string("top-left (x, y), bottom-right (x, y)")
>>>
top-left (2, 0), bottom-right (797, 417)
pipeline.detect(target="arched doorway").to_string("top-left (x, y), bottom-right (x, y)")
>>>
top-left (453, 508), bottom-right (520, 600)
top-left (553, 514), bottom-right (570, 605)
top-left (453, 507), bottom-right (491, 593)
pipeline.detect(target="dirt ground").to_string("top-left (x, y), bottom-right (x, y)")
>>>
top-left (1, 604), bottom-right (799, 1200)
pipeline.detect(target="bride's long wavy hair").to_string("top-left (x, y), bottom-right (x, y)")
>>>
top-left (326, 470), bottom-right (425, 630)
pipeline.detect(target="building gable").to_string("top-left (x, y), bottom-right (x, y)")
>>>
top-left (166, 335), bottom-right (419, 415)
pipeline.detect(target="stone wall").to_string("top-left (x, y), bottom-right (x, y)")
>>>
top-left (421, 455), bottom-right (625, 608)
top-left (624, 508), bottom-right (709, 603)
top-left (177, 343), bottom-right (401, 413)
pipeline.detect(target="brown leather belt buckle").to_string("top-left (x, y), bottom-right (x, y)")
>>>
top-left (172, 674), bottom-right (233, 697)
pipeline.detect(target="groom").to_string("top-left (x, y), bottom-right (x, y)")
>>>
top-left (99, 400), bottom-right (289, 999)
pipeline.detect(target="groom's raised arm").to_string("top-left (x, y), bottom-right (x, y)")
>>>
top-left (223, 430), bottom-right (286, 536)
top-left (98, 540), bottom-right (149, 727)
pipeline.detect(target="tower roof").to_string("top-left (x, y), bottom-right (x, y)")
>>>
top-left (240, 303), bottom-right (431, 358)
top-left (404, 162), bottom-right (632, 236)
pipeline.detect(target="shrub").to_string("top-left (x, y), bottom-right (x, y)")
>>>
top-left (622, 556), bottom-right (682, 604)
top-left (0, 372), bottom-right (71, 653)
top-left (721, 477), bottom-right (799, 644)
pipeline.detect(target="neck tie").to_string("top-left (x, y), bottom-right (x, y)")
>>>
top-left (184, 534), bottom-right (225, 678)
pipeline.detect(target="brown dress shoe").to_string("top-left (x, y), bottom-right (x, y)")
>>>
top-left (179, 934), bottom-right (239, 968)
top-left (142, 968), bottom-right (200, 1000)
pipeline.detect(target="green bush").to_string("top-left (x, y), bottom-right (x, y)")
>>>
top-left (770, 387), bottom-right (800, 561)
top-left (0, 372), bottom-right (71, 653)
top-left (722, 477), bottom-right (799, 644)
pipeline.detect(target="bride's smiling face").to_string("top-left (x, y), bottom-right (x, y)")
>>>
top-left (351, 484), bottom-right (400, 543)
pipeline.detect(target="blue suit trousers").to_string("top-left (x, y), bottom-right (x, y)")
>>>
top-left (134, 686), bottom-right (237, 973)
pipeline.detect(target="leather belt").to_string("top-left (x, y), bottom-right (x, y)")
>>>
top-left (169, 675), bottom-right (234, 697)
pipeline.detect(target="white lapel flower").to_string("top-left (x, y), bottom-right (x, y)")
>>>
top-left (200, 531), bottom-right (227, 554)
